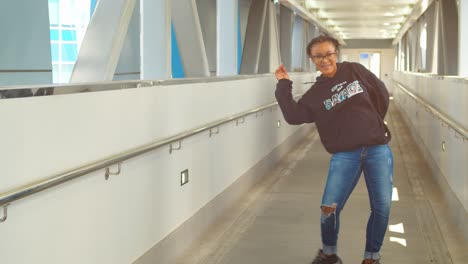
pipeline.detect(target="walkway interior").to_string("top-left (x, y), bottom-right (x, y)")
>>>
top-left (175, 102), bottom-right (468, 264)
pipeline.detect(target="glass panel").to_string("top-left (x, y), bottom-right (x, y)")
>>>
top-left (369, 53), bottom-right (381, 78)
top-left (62, 30), bottom-right (76, 41)
top-left (60, 64), bottom-right (75, 83)
top-left (48, 0), bottom-right (59, 25)
top-left (420, 21), bottom-right (427, 71)
top-left (50, 29), bottom-right (59, 41)
top-left (51, 43), bottom-right (59, 61)
top-left (52, 64), bottom-right (60, 83)
top-left (359, 52), bottom-right (381, 78)
top-left (62, 44), bottom-right (77, 61)
top-left (48, 0), bottom-right (93, 83)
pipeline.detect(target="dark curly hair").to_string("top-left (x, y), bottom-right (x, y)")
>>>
top-left (306, 35), bottom-right (340, 57)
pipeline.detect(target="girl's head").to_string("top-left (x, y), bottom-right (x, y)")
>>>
top-left (307, 35), bottom-right (340, 77)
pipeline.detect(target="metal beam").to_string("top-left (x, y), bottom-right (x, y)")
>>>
top-left (171, 0), bottom-right (210, 77)
top-left (240, 0), bottom-right (268, 74)
top-left (217, 0), bottom-right (238, 76)
top-left (141, 0), bottom-right (171, 80)
top-left (459, 0), bottom-right (468, 76)
top-left (279, 5), bottom-right (294, 70)
top-left (70, 0), bottom-right (137, 82)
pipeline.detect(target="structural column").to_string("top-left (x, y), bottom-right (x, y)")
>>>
top-left (258, 1), bottom-right (281, 74)
top-left (171, 0), bottom-right (210, 77)
top-left (279, 5), bottom-right (294, 71)
top-left (240, 0), bottom-right (268, 74)
top-left (459, 0), bottom-right (468, 76)
top-left (141, 0), bottom-right (171, 80)
top-left (70, 0), bottom-right (137, 82)
top-left (217, 0), bottom-right (238, 76)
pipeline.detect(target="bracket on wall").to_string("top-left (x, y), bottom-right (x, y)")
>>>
top-left (209, 126), bottom-right (220, 137)
top-left (0, 204), bottom-right (9, 223)
top-left (236, 117), bottom-right (245, 126)
top-left (169, 141), bottom-right (182, 154)
top-left (105, 163), bottom-right (122, 180)
top-left (255, 111), bottom-right (263, 118)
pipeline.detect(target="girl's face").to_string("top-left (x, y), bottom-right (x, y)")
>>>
top-left (310, 41), bottom-right (338, 78)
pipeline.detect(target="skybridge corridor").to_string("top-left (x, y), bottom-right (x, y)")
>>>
top-left (0, 0), bottom-right (467, 264)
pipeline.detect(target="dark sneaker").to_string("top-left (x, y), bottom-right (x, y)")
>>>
top-left (361, 259), bottom-right (380, 264)
top-left (311, 249), bottom-right (343, 264)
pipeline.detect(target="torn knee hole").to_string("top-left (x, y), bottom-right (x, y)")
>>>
top-left (321, 203), bottom-right (337, 217)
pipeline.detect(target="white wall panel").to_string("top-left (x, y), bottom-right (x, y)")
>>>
top-left (0, 73), bottom-right (314, 264)
top-left (393, 71), bottom-right (468, 230)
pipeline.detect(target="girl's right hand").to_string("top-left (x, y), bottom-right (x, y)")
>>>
top-left (275, 64), bottom-right (290, 80)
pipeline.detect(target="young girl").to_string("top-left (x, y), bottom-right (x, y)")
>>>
top-left (275, 35), bottom-right (393, 264)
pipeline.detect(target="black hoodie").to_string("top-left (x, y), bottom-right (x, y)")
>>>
top-left (275, 62), bottom-right (391, 153)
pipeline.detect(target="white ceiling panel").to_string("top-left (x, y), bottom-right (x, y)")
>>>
top-left (293, 0), bottom-right (421, 40)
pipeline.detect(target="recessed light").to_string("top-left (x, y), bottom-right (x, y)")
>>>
top-left (180, 169), bottom-right (189, 186)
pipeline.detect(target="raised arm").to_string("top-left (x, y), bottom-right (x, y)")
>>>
top-left (274, 64), bottom-right (315, 125)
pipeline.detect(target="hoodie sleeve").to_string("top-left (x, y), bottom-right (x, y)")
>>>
top-left (354, 63), bottom-right (390, 119)
top-left (275, 79), bottom-right (315, 125)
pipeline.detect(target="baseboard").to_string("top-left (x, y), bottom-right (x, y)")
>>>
top-left (133, 125), bottom-right (315, 264)
top-left (393, 101), bottom-right (468, 241)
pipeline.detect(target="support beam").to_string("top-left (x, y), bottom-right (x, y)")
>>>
top-left (70, 0), bottom-right (137, 82)
top-left (217, 0), bottom-right (238, 76)
top-left (141, 0), bottom-right (171, 80)
top-left (0, 0), bottom-right (52, 85)
top-left (240, 0), bottom-right (268, 74)
top-left (458, 0), bottom-right (467, 76)
top-left (258, 1), bottom-right (281, 74)
top-left (438, 0), bottom-right (458, 75)
top-left (198, 0), bottom-right (217, 75)
top-left (279, 5), bottom-right (294, 71)
top-left (171, 0), bottom-right (210, 77)
top-left (115, 1), bottom-right (141, 81)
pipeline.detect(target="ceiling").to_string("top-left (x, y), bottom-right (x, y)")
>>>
top-left (296, 0), bottom-right (419, 40)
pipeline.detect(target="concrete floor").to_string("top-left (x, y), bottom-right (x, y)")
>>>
top-left (176, 103), bottom-right (467, 264)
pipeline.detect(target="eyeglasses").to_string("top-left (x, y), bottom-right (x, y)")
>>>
top-left (311, 52), bottom-right (337, 62)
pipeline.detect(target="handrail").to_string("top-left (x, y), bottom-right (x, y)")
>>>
top-left (0, 95), bottom-right (300, 216)
top-left (394, 81), bottom-right (467, 140)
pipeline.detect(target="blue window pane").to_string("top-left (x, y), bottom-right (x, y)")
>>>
top-left (50, 29), bottom-right (59, 41)
top-left (62, 30), bottom-right (76, 41)
top-left (171, 23), bottom-right (185, 78)
top-left (51, 43), bottom-right (59, 61)
top-left (62, 44), bottom-right (77, 61)
top-left (91, 0), bottom-right (98, 16)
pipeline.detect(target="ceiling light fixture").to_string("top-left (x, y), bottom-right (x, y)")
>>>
top-left (305, 0), bottom-right (316, 9)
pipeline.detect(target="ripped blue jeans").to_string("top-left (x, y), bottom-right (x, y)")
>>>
top-left (321, 144), bottom-right (393, 260)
